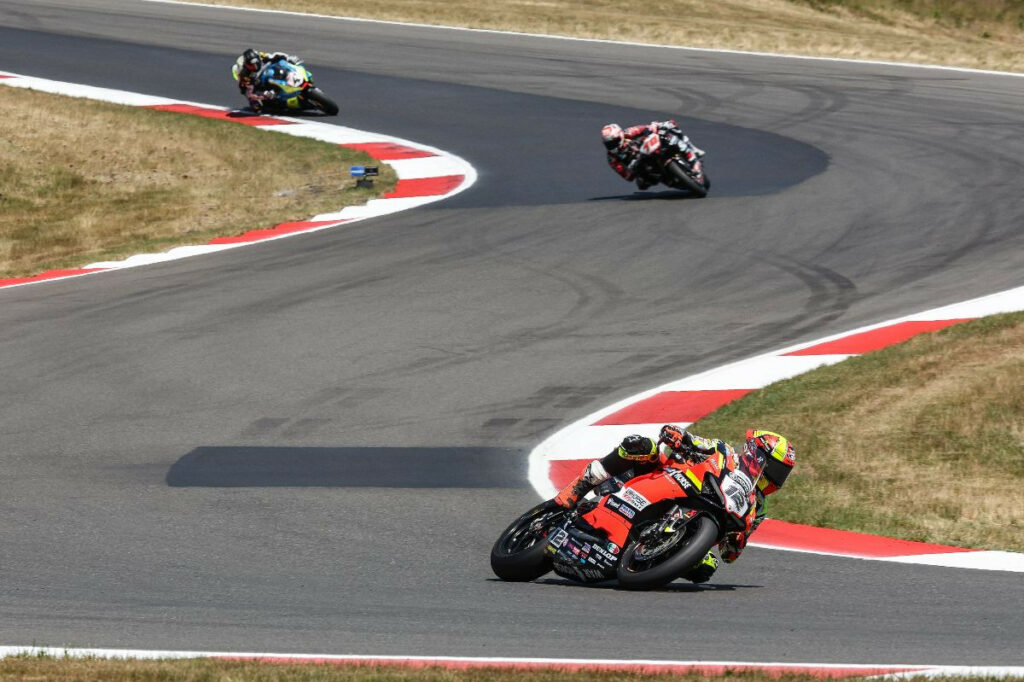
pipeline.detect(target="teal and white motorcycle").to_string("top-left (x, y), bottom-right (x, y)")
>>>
top-left (233, 57), bottom-right (339, 116)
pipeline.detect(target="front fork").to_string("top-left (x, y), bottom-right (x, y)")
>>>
top-left (661, 505), bottom-right (698, 534)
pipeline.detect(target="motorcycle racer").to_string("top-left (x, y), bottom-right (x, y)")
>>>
top-left (554, 425), bottom-right (795, 583)
top-left (602, 120), bottom-right (705, 190)
top-left (232, 47), bottom-right (302, 112)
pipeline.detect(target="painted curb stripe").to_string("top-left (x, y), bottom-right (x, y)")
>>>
top-left (342, 142), bottom-right (436, 159)
top-left (0, 268), bottom-right (106, 288)
top-left (207, 219), bottom-right (347, 245)
top-left (785, 319), bottom-right (973, 356)
top-left (384, 175), bottom-right (466, 198)
top-left (529, 285), bottom-right (1024, 570)
top-left (9, 646), bottom-right (1024, 679)
top-left (751, 520), bottom-right (975, 558)
top-left (593, 389), bottom-right (753, 425)
top-left (548, 459), bottom-right (593, 489)
top-left (147, 103), bottom-right (295, 125)
top-left (0, 71), bottom-right (477, 290)
top-left (219, 656), bottom-right (917, 677)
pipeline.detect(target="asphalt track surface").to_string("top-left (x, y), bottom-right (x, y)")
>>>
top-left (1, 0), bottom-right (1023, 664)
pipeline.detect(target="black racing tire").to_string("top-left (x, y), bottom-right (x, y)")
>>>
top-left (616, 514), bottom-right (718, 590)
top-left (305, 88), bottom-right (339, 116)
top-left (490, 500), bottom-right (567, 582)
top-left (666, 160), bottom-right (709, 198)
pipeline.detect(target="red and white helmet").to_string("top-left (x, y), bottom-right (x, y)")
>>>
top-left (601, 123), bottom-right (625, 151)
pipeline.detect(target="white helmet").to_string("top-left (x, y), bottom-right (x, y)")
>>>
top-left (601, 123), bottom-right (624, 151)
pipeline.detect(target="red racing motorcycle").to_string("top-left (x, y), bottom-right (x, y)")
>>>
top-left (491, 447), bottom-right (763, 589)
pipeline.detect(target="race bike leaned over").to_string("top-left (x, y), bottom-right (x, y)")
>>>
top-left (238, 58), bottom-right (339, 116)
top-left (633, 129), bottom-right (710, 197)
top-left (491, 446), bottom-right (765, 590)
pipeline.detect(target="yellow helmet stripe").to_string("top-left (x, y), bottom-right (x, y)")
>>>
top-left (752, 429), bottom-right (790, 461)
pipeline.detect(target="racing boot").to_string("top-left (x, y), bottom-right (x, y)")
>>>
top-left (680, 551), bottom-right (719, 584)
top-left (554, 459), bottom-right (610, 508)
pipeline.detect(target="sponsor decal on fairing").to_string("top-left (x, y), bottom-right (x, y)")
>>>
top-left (615, 487), bottom-right (650, 511)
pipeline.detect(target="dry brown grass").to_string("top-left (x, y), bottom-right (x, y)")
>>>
top-left (691, 313), bottom-right (1024, 551)
top-left (181, 0), bottom-right (1024, 72)
top-left (0, 654), bottom-right (1007, 682)
top-left (0, 88), bottom-right (395, 278)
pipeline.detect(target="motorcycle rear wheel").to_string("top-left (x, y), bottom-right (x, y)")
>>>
top-left (616, 514), bottom-right (718, 590)
top-left (305, 88), bottom-right (339, 116)
top-left (666, 160), bottom-right (709, 198)
top-left (490, 500), bottom-right (567, 582)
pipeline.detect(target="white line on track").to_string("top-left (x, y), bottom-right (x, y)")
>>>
top-left (139, 0), bottom-right (1024, 78)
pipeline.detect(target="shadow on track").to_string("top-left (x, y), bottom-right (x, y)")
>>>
top-left (167, 445), bottom-right (530, 488)
top-left (487, 577), bottom-right (760, 592)
top-left (590, 190), bottom-right (709, 201)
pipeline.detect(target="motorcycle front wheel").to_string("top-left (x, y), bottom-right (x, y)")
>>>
top-left (304, 87), bottom-right (339, 116)
top-left (616, 514), bottom-right (718, 590)
top-left (490, 500), bottom-right (567, 582)
top-left (666, 160), bottom-right (709, 198)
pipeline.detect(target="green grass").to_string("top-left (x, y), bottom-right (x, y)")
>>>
top-left (690, 312), bottom-right (1024, 551)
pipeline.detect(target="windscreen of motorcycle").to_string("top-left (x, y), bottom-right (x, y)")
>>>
top-left (720, 470), bottom-right (754, 517)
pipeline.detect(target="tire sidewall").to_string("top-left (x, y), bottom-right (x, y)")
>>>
top-left (616, 514), bottom-right (719, 590)
top-left (666, 159), bottom-right (708, 197)
top-left (305, 87), bottom-right (339, 116)
top-left (490, 500), bottom-right (561, 582)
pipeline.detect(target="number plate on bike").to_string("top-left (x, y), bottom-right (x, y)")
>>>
top-left (547, 528), bottom-right (569, 550)
top-left (721, 471), bottom-right (753, 516)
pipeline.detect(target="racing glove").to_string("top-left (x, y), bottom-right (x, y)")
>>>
top-left (658, 424), bottom-right (692, 451)
top-left (719, 531), bottom-right (746, 563)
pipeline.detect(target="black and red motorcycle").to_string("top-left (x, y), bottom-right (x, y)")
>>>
top-left (633, 129), bottom-right (710, 197)
top-left (490, 447), bottom-right (764, 590)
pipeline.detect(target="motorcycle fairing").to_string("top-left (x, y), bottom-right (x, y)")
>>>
top-left (547, 523), bottom-right (619, 583)
top-left (257, 61), bottom-right (313, 109)
top-left (582, 465), bottom-right (691, 547)
top-left (581, 450), bottom-right (759, 546)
